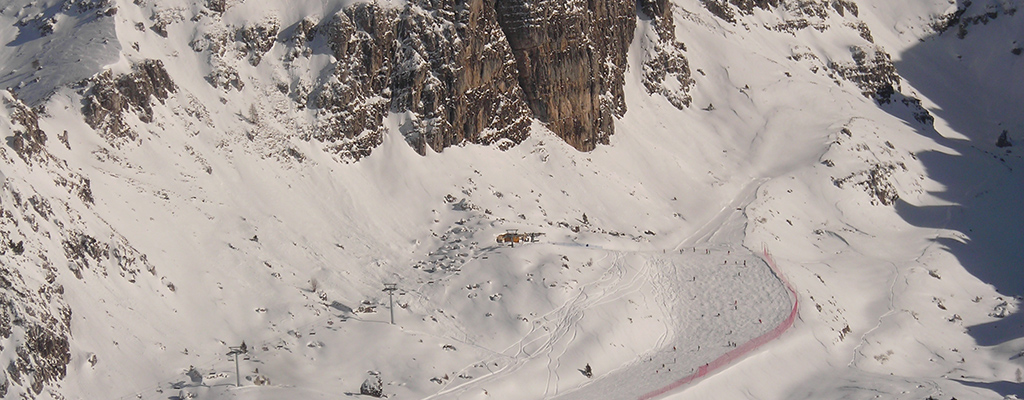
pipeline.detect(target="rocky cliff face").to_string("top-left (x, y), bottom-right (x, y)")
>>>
top-left (931, 0), bottom-right (1018, 40)
top-left (495, 0), bottom-right (635, 151)
top-left (188, 0), bottom-right (676, 156)
top-left (294, 0), bottom-right (646, 155)
top-left (0, 94), bottom-right (72, 398)
top-left (393, 0), bottom-right (533, 153)
top-left (6, 95), bottom-right (48, 163)
top-left (83, 60), bottom-right (177, 146)
top-left (307, 0), bottom-right (534, 156)
top-left (303, 3), bottom-right (397, 159)
top-left (639, 0), bottom-right (693, 109)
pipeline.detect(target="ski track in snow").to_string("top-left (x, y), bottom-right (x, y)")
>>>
top-left (636, 247), bottom-right (799, 400)
top-left (417, 173), bottom-right (793, 400)
top-left (421, 243), bottom-right (792, 400)
top-left (424, 251), bottom-right (660, 399)
top-left (546, 174), bottom-right (794, 400)
top-left (848, 261), bottom-right (900, 370)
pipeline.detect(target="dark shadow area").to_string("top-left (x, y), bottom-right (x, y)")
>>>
top-left (328, 300), bottom-right (356, 322)
top-left (5, 3), bottom-right (109, 48)
top-left (329, 300), bottom-right (354, 314)
top-left (1, 4), bottom-right (120, 106)
top-left (5, 4), bottom-right (62, 48)
top-left (886, 0), bottom-right (1024, 390)
top-left (954, 378), bottom-right (1024, 397)
top-left (966, 311), bottom-right (1024, 347)
top-left (278, 4), bottom-right (345, 59)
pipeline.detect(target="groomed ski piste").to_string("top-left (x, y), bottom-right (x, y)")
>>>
top-left (634, 248), bottom-right (797, 400)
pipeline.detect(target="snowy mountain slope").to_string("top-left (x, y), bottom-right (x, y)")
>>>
top-left (0, 0), bottom-right (121, 106)
top-left (661, 0), bottom-right (1024, 399)
top-left (0, 0), bottom-right (1021, 399)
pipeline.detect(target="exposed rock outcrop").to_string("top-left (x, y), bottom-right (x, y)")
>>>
top-left (703, 0), bottom-right (857, 25)
top-left (931, 1), bottom-right (1018, 39)
top-left (360, 374), bottom-right (384, 397)
top-left (307, 3), bottom-right (397, 160)
top-left (828, 46), bottom-right (899, 103)
top-left (640, 0), bottom-right (674, 35)
top-left (391, 0), bottom-right (532, 153)
top-left (296, 1), bottom-right (534, 158)
top-left (62, 230), bottom-right (155, 281)
top-left (699, 1), bottom-right (898, 106)
top-left (833, 162), bottom-right (903, 206)
top-left (727, 0), bottom-right (783, 14)
top-left (495, 0), bottom-right (635, 151)
top-left (0, 131), bottom-right (155, 399)
top-left (827, 127), bottom-right (909, 207)
top-left (93, 0), bottom-right (688, 159)
top-left (189, 0), bottom-right (687, 155)
top-left (639, 0), bottom-right (693, 109)
top-left (82, 60), bottom-right (177, 145)
top-left (997, 130), bottom-right (1013, 147)
top-left (704, 0), bottom-right (857, 18)
top-left (206, 0), bottom-right (229, 14)
top-left (236, 17), bottom-right (280, 66)
top-left (0, 184), bottom-right (72, 399)
top-left (4, 93), bottom-right (47, 163)
top-left (700, 1), bottom-right (934, 130)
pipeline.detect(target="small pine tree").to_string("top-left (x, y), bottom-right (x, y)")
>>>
top-left (583, 363), bottom-right (592, 378)
top-left (248, 104), bottom-right (260, 124)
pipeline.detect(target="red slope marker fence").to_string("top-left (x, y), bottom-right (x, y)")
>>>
top-left (638, 245), bottom-right (799, 400)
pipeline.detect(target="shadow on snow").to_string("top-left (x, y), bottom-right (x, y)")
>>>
top-left (887, 0), bottom-right (1023, 395)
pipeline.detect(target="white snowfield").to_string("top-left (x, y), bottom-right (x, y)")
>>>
top-left (0, 0), bottom-right (1021, 399)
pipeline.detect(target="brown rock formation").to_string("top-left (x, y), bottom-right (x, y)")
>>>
top-left (308, 0), bottom-right (532, 157)
top-left (310, 3), bottom-right (398, 160)
top-left (391, 0), bottom-right (531, 153)
top-left (104, 1), bottom-right (679, 156)
top-left (640, 0), bottom-right (674, 34)
top-left (5, 94), bottom-right (48, 162)
top-left (639, 0), bottom-right (693, 109)
top-left (82, 60), bottom-right (176, 145)
top-left (827, 45), bottom-right (900, 102)
top-left (495, 0), bottom-right (635, 151)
